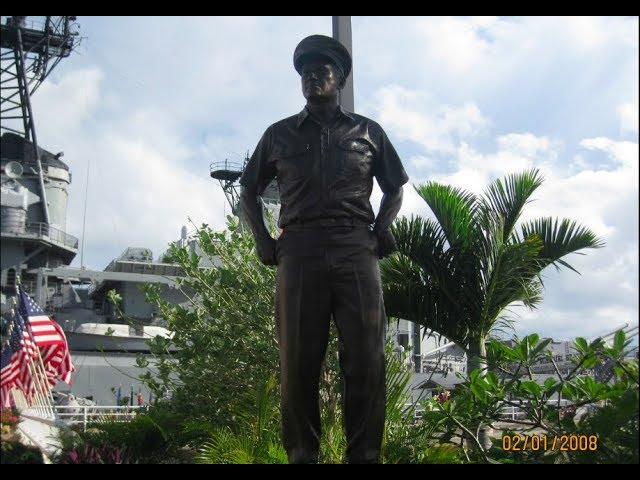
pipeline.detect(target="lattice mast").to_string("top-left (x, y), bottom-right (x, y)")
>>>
top-left (1, 16), bottom-right (81, 225)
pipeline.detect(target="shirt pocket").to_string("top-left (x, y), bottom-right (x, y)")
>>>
top-left (276, 143), bottom-right (312, 181)
top-left (337, 138), bottom-right (373, 178)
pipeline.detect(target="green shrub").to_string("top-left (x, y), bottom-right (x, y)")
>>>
top-left (421, 332), bottom-right (639, 464)
top-left (1, 440), bottom-right (44, 464)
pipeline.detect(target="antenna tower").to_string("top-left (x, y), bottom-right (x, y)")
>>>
top-left (210, 153), bottom-right (280, 217)
top-left (1, 16), bottom-right (81, 224)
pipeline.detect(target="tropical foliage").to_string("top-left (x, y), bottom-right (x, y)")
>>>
top-left (381, 169), bottom-right (604, 370)
top-left (421, 331), bottom-right (638, 464)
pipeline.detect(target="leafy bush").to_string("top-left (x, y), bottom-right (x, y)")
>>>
top-left (54, 404), bottom-right (197, 464)
top-left (123, 215), bottom-right (280, 426)
top-left (58, 444), bottom-right (132, 464)
top-left (0, 440), bottom-right (44, 464)
top-left (102, 216), bottom-right (463, 463)
top-left (421, 332), bottom-right (639, 463)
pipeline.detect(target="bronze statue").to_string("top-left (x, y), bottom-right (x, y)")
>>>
top-left (239, 34), bottom-right (408, 464)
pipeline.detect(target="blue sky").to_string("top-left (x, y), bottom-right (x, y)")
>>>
top-left (28, 16), bottom-right (638, 341)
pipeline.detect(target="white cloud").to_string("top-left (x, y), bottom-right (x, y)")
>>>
top-left (31, 67), bottom-right (229, 268)
top-left (517, 304), bottom-right (637, 341)
top-left (428, 132), bottom-right (559, 194)
top-left (497, 133), bottom-right (557, 159)
top-left (579, 137), bottom-right (638, 170)
top-left (29, 68), bottom-right (103, 153)
top-left (564, 16), bottom-right (639, 52)
top-left (409, 155), bottom-right (437, 171)
top-left (69, 126), bottom-right (229, 267)
top-left (410, 16), bottom-right (509, 74)
top-left (365, 85), bottom-right (489, 154)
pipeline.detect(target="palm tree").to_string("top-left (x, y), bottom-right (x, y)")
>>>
top-left (381, 169), bottom-right (604, 374)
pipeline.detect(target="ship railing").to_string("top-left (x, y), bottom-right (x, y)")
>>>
top-left (54, 405), bottom-right (149, 431)
top-left (1, 16), bottom-right (47, 31)
top-left (1, 219), bottom-right (79, 250)
top-left (209, 159), bottom-right (245, 172)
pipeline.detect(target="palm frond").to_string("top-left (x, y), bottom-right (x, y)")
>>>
top-left (384, 346), bottom-right (413, 426)
top-left (392, 215), bottom-right (485, 322)
top-left (383, 172), bottom-right (604, 355)
top-left (482, 169), bottom-right (544, 242)
top-left (380, 252), bottom-right (470, 346)
top-left (413, 182), bottom-right (479, 249)
top-left (481, 235), bottom-right (544, 330)
top-left (391, 215), bottom-right (452, 288)
top-left (520, 217), bottom-right (605, 273)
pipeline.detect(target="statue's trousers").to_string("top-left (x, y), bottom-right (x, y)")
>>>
top-left (275, 224), bottom-right (386, 464)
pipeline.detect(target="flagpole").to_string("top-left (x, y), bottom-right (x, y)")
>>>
top-left (12, 301), bottom-right (45, 414)
top-left (31, 353), bottom-right (55, 418)
top-left (25, 344), bottom-right (49, 416)
top-left (31, 342), bottom-right (56, 417)
top-left (14, 285), bottom-right (56, 419)
top-left (26, 361), bottom-right (45, 414)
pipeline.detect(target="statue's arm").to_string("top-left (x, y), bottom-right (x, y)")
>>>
top-left (238, 126), bottom-right (277, 266)
top-left (373, 187), bottom-right (403, 258)
top-left (374, 187), bottom-right (403, 233)
top-left (372, 124), bottom-right (409, 258)
top-left (239, 187), bottom-right (277, 265)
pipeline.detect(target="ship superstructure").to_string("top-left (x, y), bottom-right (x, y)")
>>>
top-left (0, 16), bottom-right (185, 406)
top-left (1, 16), bottom-right (81, 313)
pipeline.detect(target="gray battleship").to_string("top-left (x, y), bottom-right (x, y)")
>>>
top-left (0, 16), bottom-right (190, 405)
top-left (0, 127), bottom-right (186, 403)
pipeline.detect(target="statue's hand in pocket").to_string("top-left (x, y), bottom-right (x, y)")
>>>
top-left (375, 228), bottom-right (397, 259)
top-left (257, 236), bottom-right (277, 266)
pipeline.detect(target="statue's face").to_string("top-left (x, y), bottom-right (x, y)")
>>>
top-left (301, 58), bottom-right (341, 102)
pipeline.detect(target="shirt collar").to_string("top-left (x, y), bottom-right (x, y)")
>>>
top-left (296, 105), bottom-right (356, 128)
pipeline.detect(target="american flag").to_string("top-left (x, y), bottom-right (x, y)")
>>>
top-left (40, 322), bottom-right (74, 386)
top-left (18, 289), bottom-right (65, 347)
top-left (17, 288), bottom-right (75, 387)
top-left (0, 308), bottom-right (37, 407)
top-left (0, 288), bottom-right (76, 407)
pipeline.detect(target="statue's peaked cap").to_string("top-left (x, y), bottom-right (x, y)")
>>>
top-left (293, 34), bottom-right (352, 80)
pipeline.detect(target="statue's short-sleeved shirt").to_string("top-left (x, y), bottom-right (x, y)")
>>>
top-left (240, 106), bottom-right (409, 228)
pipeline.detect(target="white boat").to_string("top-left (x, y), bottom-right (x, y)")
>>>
top-left (65, 322), bottom-right (178, 353)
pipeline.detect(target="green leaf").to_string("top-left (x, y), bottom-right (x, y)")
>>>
top-left (520, 380), bottom-right (542, 398)
top-left (613, 330), bottom-right (626, 354)
top-left (532, 338), bottom-right (552, 359)
top-left (470, 380), bottom-right (488, 402)
top-left (413, 182), bottom-right (479, 250)
top-left (582, 355), bottom-right (598, 370)
top-left (520, 217), bottom-right (604, 273)
top-left (527, 333), bottom-right (540, 348)
top-left (481, 169), bottom-right (544, 243)
top-left (575, 337), bottom-right (588, 354)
